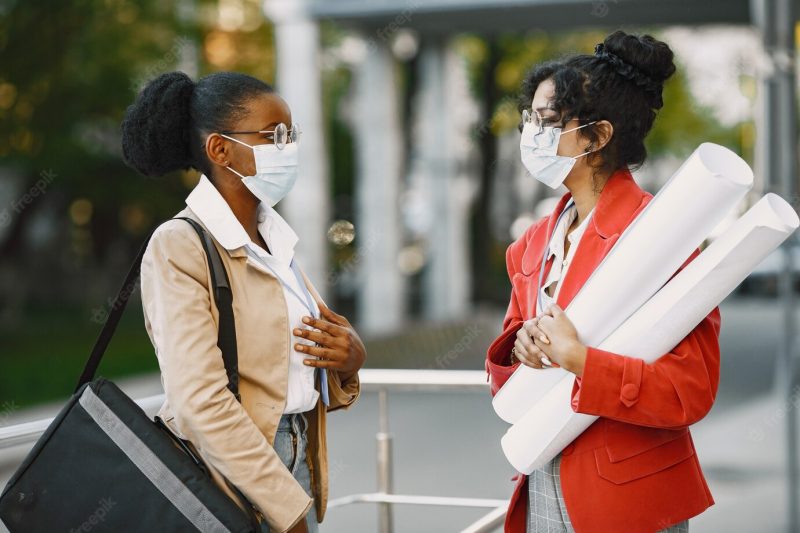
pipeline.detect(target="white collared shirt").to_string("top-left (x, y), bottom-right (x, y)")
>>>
top-left (537, 199), bottom-right (594, 315)
top-left (185, 175), bottom-right (320, 414)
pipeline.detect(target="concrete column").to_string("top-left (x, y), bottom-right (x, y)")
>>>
top-left (752, 1), bottom-right (799, 531)
top-left (263, 0), bottom-right (330, 298)
top-left (408, 39), bottom-right (478, 321)
top-left (352, 38), bottom-right (406, 334)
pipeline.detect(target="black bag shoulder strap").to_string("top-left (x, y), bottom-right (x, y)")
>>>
top-left (75, 217), bottom-right (240, 402)
top-left (175, 217), bottom-right (240, 401)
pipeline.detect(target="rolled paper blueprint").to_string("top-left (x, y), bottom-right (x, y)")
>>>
top-left (493, 143), bottom-right (753, 424)
top-left (501, 193), bottom-right (799, 474)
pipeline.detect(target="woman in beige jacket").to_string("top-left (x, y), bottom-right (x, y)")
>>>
top-left (121, 71), bottom-right (365, 533)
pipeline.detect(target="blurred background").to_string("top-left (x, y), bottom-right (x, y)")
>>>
top-left (1, 0), bottom-right (799, 531)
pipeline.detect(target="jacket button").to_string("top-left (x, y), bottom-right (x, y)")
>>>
top-left (562, 444), bottom-right (575, 456)
top-left (621, 383), bottom-right (638, 402)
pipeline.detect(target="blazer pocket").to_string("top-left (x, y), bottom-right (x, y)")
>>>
top-left (604, 418), bottom-right (688, 462)
top-left (594, 431), bottom-right (695, 485)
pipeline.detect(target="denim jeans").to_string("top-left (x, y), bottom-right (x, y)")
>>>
top-left (258, 412), bottom-right (318, 532)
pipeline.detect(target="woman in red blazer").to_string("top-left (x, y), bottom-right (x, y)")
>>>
top-left (486, 31), bottom-right (721, 533)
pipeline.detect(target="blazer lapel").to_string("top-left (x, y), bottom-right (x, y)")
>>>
top-left (521, 192), bottom-right (574, 287)
top-left (297, 265), bottom-right (326, 309)
top-left (514, 193), bottom-right (570, 319)
top-left (554, 168), bottom-right (651, 310)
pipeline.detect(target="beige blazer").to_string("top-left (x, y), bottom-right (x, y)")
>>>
top-left (140, 207), bottom-right (360, 532)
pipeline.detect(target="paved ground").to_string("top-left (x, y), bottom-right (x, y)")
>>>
top-left (2, 296), bottom-right (798, 532)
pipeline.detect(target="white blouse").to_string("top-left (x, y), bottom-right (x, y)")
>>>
top-left (186, 175), bottom-right (320, 414)
top-left (537, 199), bottom-right (595, 316)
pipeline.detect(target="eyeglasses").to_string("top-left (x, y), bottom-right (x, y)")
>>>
top-left (521, 108), bottom-right (593, 137)
top-left (522, 108), bottom-right (562, 135)
top-left (219, 122), bottom-right (301, 150)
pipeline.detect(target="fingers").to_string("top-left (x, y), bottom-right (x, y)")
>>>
top-left (302, 316), bottom-right (343, 336)
top-left (515, 327), bottom-right (552, 369)
top-left (523, 318), bottom-right (550, 345)
top-left (532, 338), bottom-right (554, 367)
top-left (514, 338), bottom-right (543, 369)
top-left (304, 344), bottom-right (364, 372)
top-left (296, 309), bottom-right (359, 371)
top-left (319, 303), bottom-right (349, 326)
top-left (537, 309), bottom-right (573, 344)
top-left (303, 357), bottom-right (346, 369)
top-left (535, 315), bottom-right (554, 337)
top-left (518, 339), bottom-right (553, 368)
top-left (293, 327), bottom-right (338, 348)
top-left (530, 335), bottom-right (554, 367)
top-left (301, 345), bottom-right (347, 370)
top-left (301, 344), bottom-right (349, 369)
top-left (296, 342), bottom-right (343, 362)
top-left (516, 326), bottom-right (537, 355)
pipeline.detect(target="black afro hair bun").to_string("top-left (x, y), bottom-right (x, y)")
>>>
top-left (597, 30), bottom-right (676, 110)
top-left (121, 71), bottom-right (195, 177)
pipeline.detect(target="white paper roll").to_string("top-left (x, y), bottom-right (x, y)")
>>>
top-left (501, 193), bottom-right (799, 474)
top-left (493, 143), bottom-right (753, 423)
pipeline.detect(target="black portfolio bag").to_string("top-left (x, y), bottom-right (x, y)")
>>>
top-left (0, 218), bottom-right (260, 532)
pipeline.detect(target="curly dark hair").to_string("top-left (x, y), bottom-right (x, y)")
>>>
top-left (519, 30), bottom-right (676, 177)
top-left (121, 71), bottom-right (274, 177)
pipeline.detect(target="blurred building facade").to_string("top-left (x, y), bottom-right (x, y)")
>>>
top-left (262, 0), bottom-right (799, 332)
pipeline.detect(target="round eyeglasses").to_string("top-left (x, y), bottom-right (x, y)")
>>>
top-left (522, 108), bottom-right (555, 136)
top-left (521, 108), bottom-right (595, 139)
top-left (219, 122), bottom-right (301, 150)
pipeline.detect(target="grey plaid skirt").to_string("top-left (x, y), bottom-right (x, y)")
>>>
top-left (527, 453), bottom-right (689, 533)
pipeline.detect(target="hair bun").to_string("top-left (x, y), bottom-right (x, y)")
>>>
top-left (595, 30), bottom-right (676, 109)
top-left (121, 72), bottom-right (196, 177)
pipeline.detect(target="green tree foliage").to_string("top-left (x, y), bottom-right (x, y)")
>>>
top-left (0, 0), bottom-right (277, 405)
top-left (0, 0), bottom-right (274, 261)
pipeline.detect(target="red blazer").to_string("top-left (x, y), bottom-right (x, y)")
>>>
top-left (486, 168), bottom-right (721, 533)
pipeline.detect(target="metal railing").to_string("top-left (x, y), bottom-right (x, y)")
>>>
top-left (0, 369), bottom-right (506, 533)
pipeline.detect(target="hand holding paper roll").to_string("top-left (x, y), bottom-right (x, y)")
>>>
top-left (517, 305), bottom-right (588, 375)
top-left (500, 192), bottom-right (800, 474)
top-left (513, 316), bottom-right (554, 369)
top-left (492, 142), bottom-right (754, 424)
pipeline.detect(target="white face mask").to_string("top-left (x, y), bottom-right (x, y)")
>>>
top-left (221, 134), bottom-right (299, 207)
top-left (519, 120), bottom-right (596, 189)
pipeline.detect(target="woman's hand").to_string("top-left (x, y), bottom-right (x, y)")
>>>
top-left (514, 304), bottom-right (588, 376)
top-left (293, 304), bottom-right (366, 381)
top-left (514, 316), bottom-right (554, 369)
top-left (532, 304), bottom-right (588, 376)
